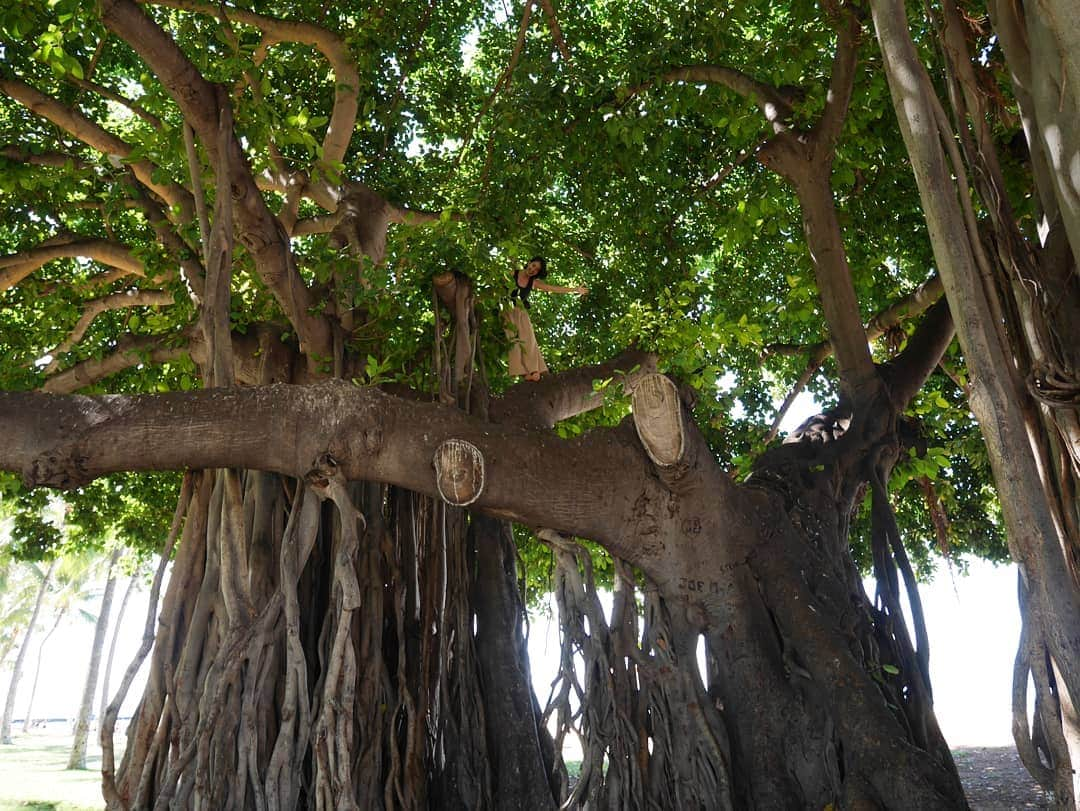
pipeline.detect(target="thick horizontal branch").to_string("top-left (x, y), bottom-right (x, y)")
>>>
top-left (0, 76), bottom-right (192, 219)
top-left (658, 65), bottom-right (794, 129)
top-left (0, 382), bottom-right (659, 562)
top-left (0, 239), bottom-right (145, 292)
top-left (44, 289), bottom-right (175, 373)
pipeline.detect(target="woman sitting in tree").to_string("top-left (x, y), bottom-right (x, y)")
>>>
top-left (505, 256), bottom-right (588, 381)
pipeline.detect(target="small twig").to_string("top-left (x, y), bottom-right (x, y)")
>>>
top-left (535, 0), bottom-right (572, 64)
top-left (699, 144), bottom-right (761, 194)
top-left (456, 0), bottom-right (534, 165)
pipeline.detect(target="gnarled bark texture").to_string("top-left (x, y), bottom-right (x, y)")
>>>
top-left (1, 301), bottom-right (967, 808)
top-left (871, 2), bottom-right (1080, 803)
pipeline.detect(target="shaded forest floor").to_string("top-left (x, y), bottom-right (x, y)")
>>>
top-left (954, 746), bottom-right (1050, 809)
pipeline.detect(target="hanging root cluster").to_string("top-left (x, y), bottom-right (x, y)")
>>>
top-left (102, 463), bottom-right (508, 810)
top-left (539, 531), bottom-right (733, 809)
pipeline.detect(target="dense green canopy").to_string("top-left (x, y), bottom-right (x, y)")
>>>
top-left (0, 0), bottom-right (1005, 571)
top-left (5, 1), bottom-right (1080, 806)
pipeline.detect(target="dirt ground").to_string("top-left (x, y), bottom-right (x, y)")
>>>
top-left (954, 746), bottom-right (1051, 809)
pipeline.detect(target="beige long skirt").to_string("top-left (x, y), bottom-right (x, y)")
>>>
top-left (504, 304), bottom-right (548, 377)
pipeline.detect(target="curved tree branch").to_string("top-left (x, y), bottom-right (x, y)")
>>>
top-left (536, 0), bottom-right (572, 64)
top-left (658, 65), bottom-right (794, 129)
top-left (492, 348), bottom-right (657, 427)
top-left (0, 146), bottom-right (93, 171)
top-left (765, 275), bottom-right (946, 441)
top-left (812, 2), bottom-right (862, 154)
top-left (767, 275), bottom-right (945, 360)
top-left (0, 238), bottom-right (145, 292)
top-left (0, 76), bottom-right (192, 219)
top-left (41, 333), bottom-right (193, 394)
top-left (143, 0), bottom-right (360, 174)
top-left (41, 323), bottom-right (304, 393)
top-left (65, 74), bottom-right (163, 129)
top-left (880, 297), bottom-right (955, 409)
top-left (44, 289), bottom-right (175, 373)
top-left (99, 0), bottom-right (332, 360)
top-left (126, 177), bottom-right (206, 301)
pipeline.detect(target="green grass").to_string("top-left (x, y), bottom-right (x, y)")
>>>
top-left (0, 731), bottom-right (106, 811)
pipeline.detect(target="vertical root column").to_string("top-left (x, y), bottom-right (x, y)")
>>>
top-left (114, 456), bottom-right (505, 809)
top-left (1013, 571), bottom-right (1077, 806)
top-left (112, 470), bottom-right (293, 811)
top-left (266, 485), bottom-right (320, 811)
top-left (540, 531), bottom-right (734, 810)
top-left (309, 469), bottom-right (366, 811)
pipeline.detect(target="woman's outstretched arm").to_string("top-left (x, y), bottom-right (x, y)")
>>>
top-left (532, 280), bottom-right (587, 295)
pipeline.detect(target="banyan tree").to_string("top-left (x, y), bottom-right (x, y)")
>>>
top-left (0, 0), bottom-right (1077, 808)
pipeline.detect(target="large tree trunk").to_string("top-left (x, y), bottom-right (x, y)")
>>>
top-left (1, 357), bottom-right (967, 807)
top-left (471, 515), bottom-right (559, 809)
top-left (870, 2), bottom-right (1080, 803)
top-left (69, 548), bottom-right (122, 769)
top-left (100, 466), bottom-right (557, 810)
top-left (0, 558), bottom-right (56, 745)
top-left (537, 372), bottom-right (965, 809)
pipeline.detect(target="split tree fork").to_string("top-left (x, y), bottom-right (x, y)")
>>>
top-left (506, 256), bottom-right (588, 381)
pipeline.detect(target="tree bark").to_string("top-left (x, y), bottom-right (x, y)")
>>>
top-left (471, 516), bottom-right (558, 810)
top-left (0, 558), bottom-right (56, 744)
top-left (870, 3), bottom-right (1080, 802)
top-left (68, 548), bottom-right (121, 769)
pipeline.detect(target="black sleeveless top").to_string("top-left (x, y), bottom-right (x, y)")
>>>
top-left (511, 274), bottom-right (536, 309)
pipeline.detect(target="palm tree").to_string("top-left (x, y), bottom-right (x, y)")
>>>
top-left (0, 542), bottom-right (35, 675)
top-left (1, 558), bottom-right (57, 744)
top-left (99, 567), bottom-right (139, 738)
top-left (68, 547), bottom-right (122, 769)
top-left (21, 609), bottom-right (65, 733)
top-left (21, 552), bottom-right (99, 732)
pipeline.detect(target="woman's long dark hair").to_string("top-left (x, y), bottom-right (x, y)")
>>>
top-left (527, 256), bottom-right (548, 278)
